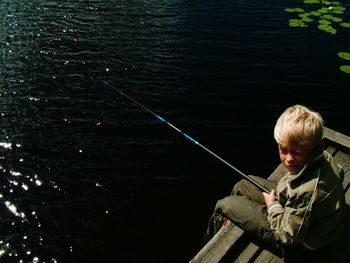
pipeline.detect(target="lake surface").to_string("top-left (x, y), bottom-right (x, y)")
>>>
top-left (1, 0), bottom-right (349, 262)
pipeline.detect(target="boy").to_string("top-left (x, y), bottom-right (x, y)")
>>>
top-left (206, 105), bottom-right (345, 254)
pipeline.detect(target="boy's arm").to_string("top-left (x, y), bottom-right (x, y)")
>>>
top-left (265, 192), bottom-right (311, 246)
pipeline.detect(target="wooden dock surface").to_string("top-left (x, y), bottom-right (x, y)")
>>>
top-left (190, 127), bottom-right (350, 263)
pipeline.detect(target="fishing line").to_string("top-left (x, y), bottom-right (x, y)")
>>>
top-left (101, 80), bottom-right (271, 194)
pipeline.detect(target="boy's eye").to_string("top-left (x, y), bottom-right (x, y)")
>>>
top-left (279, 147), bottom-right (288, 154)
top-left (279, 146), bottom-right (303, 156)
top-left (280, 149), bottom-right (286, 154)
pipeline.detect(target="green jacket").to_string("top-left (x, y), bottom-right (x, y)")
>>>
top-left (267, 146), bottom-right (345, 250)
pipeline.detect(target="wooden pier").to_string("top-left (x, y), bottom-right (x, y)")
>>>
top-left (190, 127), bottom-right (350, 263)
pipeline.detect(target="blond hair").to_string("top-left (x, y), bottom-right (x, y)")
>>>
top-left (274, 105), bottom-right (324, 146)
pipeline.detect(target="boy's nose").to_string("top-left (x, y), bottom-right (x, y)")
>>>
top-left (286, 154), bottom-right (294, 162)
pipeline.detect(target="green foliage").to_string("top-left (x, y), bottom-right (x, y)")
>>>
top-left (303, 17), bottom-right (314, 22)
top-left (299, 13), bottom-right (311, 18)
top-left (338, 53), bottom-right (350, 74)
top-left (331, 17), bottom-right (342, 22)
top-left (319, 19), bottom-right (332, 25)
top-left (284, 0), bottom-right (348, 35)
top-left (318, 24), bottom-right (337, 33)
top-left (332, 6), bottom-right (346, 11)
top-left (284, 8), bottom-right (305, 12)
top-left (321, 14), bottom-right (342, 22)
top-left (330, 10), bottom-right (344, 14)
top-left (284, 1), bottom-right (350, 74)
top-left (321, 14), bottom-right (334, 19)
top-left (304, 0), bottom-right (320, 4)
top-left (340, 22), bottom-right (350, 27)
top-left (289, 19), bottom-right (308, 27)
top-left (318, 7), bottom-right (330, 14)
top-left (310, 11), bottom-right (322, 16)
top-left (339, 65), bottom-right (350, 73)
top-left (299, 13), bottom-right (314, 22)
top-left (338, 52), bottom-right (350, 60)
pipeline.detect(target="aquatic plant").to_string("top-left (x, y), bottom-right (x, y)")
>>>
top-left (284, 7), bottom-right (305, 12)
top-left (284, 1), bottom-right (349, 34)
top-left (284, 1), bottom-right (350, 74)
top-left (338, 52), bottom-right (350, 60)
top-left (340, 22), bottom-right (350, 28)
top-left (339, 65), bottom-right (350, 73)
top-left (338, 52), bottom-right (350, 74)
top-left (289, 19), bottom-right (308, 27)
top-left (304, 0), bottom-right (321, 4)
top-left (318, 23), bottom-right (337, 34)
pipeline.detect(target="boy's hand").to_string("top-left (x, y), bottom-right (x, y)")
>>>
top-left (263, 190), bottom-right (276, 207)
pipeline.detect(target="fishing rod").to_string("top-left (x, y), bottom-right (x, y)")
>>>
top-left (101, 80), bottom-right (271, 194)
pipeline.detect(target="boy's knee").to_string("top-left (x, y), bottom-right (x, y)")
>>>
top-left (232, 179), bottom-right (249, 195)
top-left (215, 197), bottom-right (230, 211)
top-left (215, 195), bottom-right (243, 217)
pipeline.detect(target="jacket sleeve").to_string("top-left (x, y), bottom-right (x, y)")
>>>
top-left (267, 192), bottom-right (313, 245)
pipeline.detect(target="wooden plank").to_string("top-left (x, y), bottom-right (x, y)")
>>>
top-left (190, 221), bottom-right (244, 263)
top-left (333, 151), bottom-right (350, 172)
top-left (343, 170), bottom-right (350, 193)
top-left (233, 242), bottom-right (259, 263)
top-left (325, 145), bottom-right (337, 156)
top-left (253, 250), bottom-right (283, 263)
top-left (324, 127), bottom-right (350, 154)
top-left (333, 151), bottom-right (350, 191)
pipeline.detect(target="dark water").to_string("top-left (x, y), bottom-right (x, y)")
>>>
top-left (1, 0), bottom-right (350, 262)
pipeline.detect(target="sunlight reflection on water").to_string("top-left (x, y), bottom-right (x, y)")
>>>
top-left (0, 140), bottom-right (48, 262)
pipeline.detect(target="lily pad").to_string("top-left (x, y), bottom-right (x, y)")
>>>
top-left (318, 24), bottom-right (337, 33)
top-left (322, 14), bottom-right (335, 20)
top-left (318, 7), bottom-right (330, 14)
top-left (339, 65), bottom-right (350, 74)
top-left (331, 1), bottom-right (341, 5)
top-left (310, 11), bottom-right (322, 16)
top-left (304, 0), bottom-right (320, 3)
top-left (330, 10), bottom-right (344, 15)
top-left (340, 22), bottom-right (350, 28)
top-left (294, 8), bottom-right (305, 12)
top-left (333, 6), bottom-right (346, 11)
top-left (329, 16), bottom-right (343, 22)
top-left (285, 8), bottom-right (305, 13)
top-left (289, 19), bottom-right (308, 27)
top-left (299, 13), bottom-right (314, 22)
top-left (299, 13), bottom-right (311, 18)
top-left (320, 15), bottom-right (342, 22)
top-left (338, 52), bottom-right (350, 60)
top-left (329, 6), bottom-right (346, 15)
top-left (319, 19), bottom-right (332, 25)
top-left (284, 8), bottom-right (295, 12)
top-left (302, 17), bottom-right (314, 22)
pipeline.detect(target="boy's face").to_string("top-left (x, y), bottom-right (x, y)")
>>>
top-left (278, 142), bottom-right (315, 175)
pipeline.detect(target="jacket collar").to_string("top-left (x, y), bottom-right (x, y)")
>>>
top-left (287, 144), bottom-right (324, 183)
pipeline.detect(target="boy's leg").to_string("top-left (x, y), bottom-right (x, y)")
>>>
top-left (214, 195), bottom-right (275, 246)
top-left (232, 176), bottom-right (277, 203)
top-left (205, 211), bottom-right (227, 242)
top-left (205, 176), bottom-right (277, 244)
